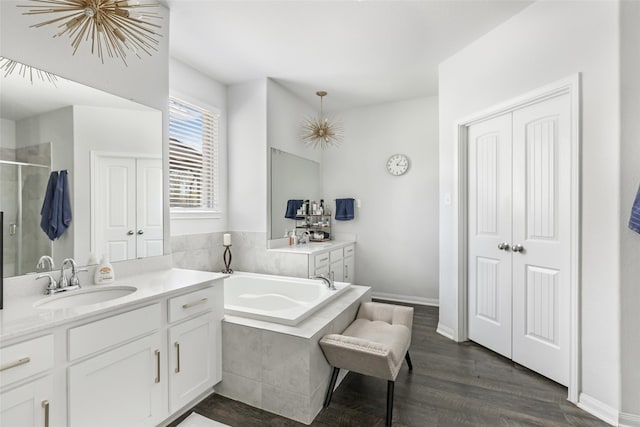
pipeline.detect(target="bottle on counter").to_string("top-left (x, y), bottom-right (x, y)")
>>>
top-left (94, 255), bottom-right (115, 284)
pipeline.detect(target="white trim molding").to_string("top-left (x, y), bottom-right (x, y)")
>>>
top-left (620, 412), bottom-right (640, 427)
top-left (372, 292), bottom-right (438, 307)
top-left (453, 74), bottom-right (582, 403)
top-left (577, 393), bottom-right (619, 426)
top-left (436, 323), bottom-right (456, 341)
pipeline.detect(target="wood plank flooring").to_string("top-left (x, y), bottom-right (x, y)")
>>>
top-left (170, 304), bottom-right (607, 427)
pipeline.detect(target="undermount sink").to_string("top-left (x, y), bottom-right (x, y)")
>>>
top-left (34, 285), bottom-right (137, 310)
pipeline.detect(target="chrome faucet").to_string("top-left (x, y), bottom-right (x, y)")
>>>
top-left (312, 273), bottom-right (336, 291)
top-left (36, 255), bottom-right (55, 272)
top-left (60, 258), bottom-right (87, 290)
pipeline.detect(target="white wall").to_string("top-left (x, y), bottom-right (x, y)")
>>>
top-left (0, 0), bottom-right (171, 255)
top-left (322, 97), bottom-right (439, 302)
top-left (620, 0), bottom-right (640, 420)
top-left (266, 79), bottom-right (320, 240)
top-left (228, 79), bottom-right (268, 232)
top-left (72, 106), bottom-right (162, 261)
top-left (169, 58), bottom-right (229, 236)
top-left (438, 0), bottom-right (620, 414)
top-left (0, 118), bottom-right (16, 151)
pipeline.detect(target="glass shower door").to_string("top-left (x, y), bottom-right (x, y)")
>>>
top-left (0, 161), bottom-right (51, 277)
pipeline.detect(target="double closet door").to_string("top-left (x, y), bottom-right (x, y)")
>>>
top-left (468, 94), bottom-right (571, 386)
top-left (93, 155), bottom-right (164, 262)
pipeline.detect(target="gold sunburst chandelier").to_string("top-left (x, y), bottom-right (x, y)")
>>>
top-left (0, 56), bottom-right (58, 85)
top-left (19, 0), bottom-right (162, 65)
top-left (302, 91), bottom-right (343, 150)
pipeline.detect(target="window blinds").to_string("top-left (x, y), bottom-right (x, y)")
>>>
top-left (168, 97), bottom-right (219, 209)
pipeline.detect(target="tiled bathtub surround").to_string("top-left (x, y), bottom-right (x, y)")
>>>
top-left (171, 232), bottom-right (226, 272)
top-left (217, 285), bottom-right (371, 424)
top-left (171, 231), bottom-right (308, 277)
top-left (230, 232), bottom-right (308, 278)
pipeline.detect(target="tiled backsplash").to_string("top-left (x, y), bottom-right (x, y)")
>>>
top-left (171, 231), bottom-right (308, 277)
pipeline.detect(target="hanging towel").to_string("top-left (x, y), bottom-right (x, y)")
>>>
top-left (285, 199), bottom-right (304, 219)
top-left (51, 170), bottom-right (72, 239)
top-left (335, 198), bottom-right (355, 221)
top-left (629, 184), bottom-right (640, 234)
top-left (40, 171), bottom-right (58, 240)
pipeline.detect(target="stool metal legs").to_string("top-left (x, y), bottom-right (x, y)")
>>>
top-left (386, 380), bottom-right (395, 426)
top-left (405, 351), bottom-right (413, 371)
top-left (324, 366), bottom-right (340, 407)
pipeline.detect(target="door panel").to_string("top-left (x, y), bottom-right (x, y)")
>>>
top-left (136, 159), bottom-right (163, 258)
top-left (512, 94), bottom-right (570, 386)
top-left (467, 114), bottom-right (513, 358)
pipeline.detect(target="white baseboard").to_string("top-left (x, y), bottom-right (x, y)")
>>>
top-left (620, 412), bottom-right (640, 427)
top-left (372, 292), bottom-right (438, 307)
top-left (436, 322), bottom-right (456, 340)
top-left (577, 393), bottom-right (618, 426)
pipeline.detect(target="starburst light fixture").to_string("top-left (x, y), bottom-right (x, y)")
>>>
top-left (0, 56), bottom-right (58, 85)
top-left (19, 0), bottom-right (162, 66)
top-left (302, 91), bottom-right (343, 149)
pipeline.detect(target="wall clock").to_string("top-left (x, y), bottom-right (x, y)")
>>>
top-left (386, 154), bottom-right (410, 176)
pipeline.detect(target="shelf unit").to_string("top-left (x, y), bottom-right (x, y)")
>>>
top-left (295, 214), bottom-right (331, 242)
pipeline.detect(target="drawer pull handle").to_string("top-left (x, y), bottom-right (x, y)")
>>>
top-left (174, 342), bottom-right (181, 374)
top-left (319, 257), bottom-right (329, 262)
top-left (154, 350), bottom-right (160, 383)
top-left (0, 357), bottom-right (31, 372)
top-left (182, 298), bottom-right (208, 309)
top-left (42, 400), bottom-right (49, 427)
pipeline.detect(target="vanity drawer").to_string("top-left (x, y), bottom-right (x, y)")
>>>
top-left (0, 334), bottom-right (54, 387)
top-left (168, 286), bottom-right (218, 324)
top-left (69, 304), bottom-right (160, 361)
top-left (330, 248), bottom-right (344, 262)
top-left (315, 253), bottom-right (330, 269)
top-left (343, 245), bottom-right (355, 258)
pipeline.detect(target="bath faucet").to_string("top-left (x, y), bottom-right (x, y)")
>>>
top-left (36, 255), bottom-right (55, 272)
top-left (312, 273), bottom-right (336, 291)
top-left (60, 258), bottom-right (87, 290)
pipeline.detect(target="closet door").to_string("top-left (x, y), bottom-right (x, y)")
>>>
top-left (136, 158), bottom-right (163, 258)
top-left (467, 114), bottom-right (513, 358)
top-left (95, 156), bottom-right (137, 262)
top-left (511, 94), bottom-right (571, 386)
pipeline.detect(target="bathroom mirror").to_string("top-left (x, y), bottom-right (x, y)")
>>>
top-left (0, 57), bottom-right (163, 278)
top-left (269, 148), bottom-right (321, 240)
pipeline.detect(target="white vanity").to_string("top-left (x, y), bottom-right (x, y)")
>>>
top-left (269, 241), bottom-right (356, 283)
top-left (0, 268), bottom-right (226, 427)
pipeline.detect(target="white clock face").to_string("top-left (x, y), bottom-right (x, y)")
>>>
top-left (386, 154), bottom-right (409, 176)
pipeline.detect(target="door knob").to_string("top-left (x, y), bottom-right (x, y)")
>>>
top-left (497, 242), bottom-right (510, 250)
top-left (137, 230), bottom-right (144, 235)
top-left (127, 230), bottom-right (134, 235)
top-left (511, 244), bottom-right (524, 253)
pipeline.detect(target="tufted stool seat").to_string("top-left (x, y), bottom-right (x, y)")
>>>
top-left (319, 302), bottom-right (414, 426)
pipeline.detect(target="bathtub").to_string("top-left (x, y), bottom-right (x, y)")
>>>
top-left (224, 272), bottom-right (351, 325)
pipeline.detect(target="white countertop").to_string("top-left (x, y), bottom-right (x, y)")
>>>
top-left (0, 268), bottom-right (227, 343)
top-left (268, 239), bottom-right (355, 255)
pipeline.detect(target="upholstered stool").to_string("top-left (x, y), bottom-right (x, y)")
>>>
top-left (319, 302), bottom-right (414, 426)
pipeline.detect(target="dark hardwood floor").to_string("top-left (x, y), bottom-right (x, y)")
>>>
top-left (170, 304), bottom-right (607, 427)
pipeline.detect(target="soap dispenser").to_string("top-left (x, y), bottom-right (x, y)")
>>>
top-left (94, 255), bottom-right (115, 284)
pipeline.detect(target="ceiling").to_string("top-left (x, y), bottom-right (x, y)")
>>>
top-left (167, 0), bottom-right (532, 111)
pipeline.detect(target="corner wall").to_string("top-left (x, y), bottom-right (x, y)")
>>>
top-left (620, 1), bottom-right (640, 423)
top-left (322, 97), bottom-right (439, 302)
top-left (438, 0), bottom-right (620, 416)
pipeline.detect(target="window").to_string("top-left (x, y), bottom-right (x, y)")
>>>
top-left (169, 96), bottom-right (219, 211)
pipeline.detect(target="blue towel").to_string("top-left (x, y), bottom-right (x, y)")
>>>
top-left (335, 198), bottom-right (355, 221)
top-left (285, 199), bottom-right (304, 219)
top-left (629, 184), bottom-right (640, 234)
top-left (40, 171), bottom-right (58, 240)
top-left (56, 170), bottom-right (72, 238)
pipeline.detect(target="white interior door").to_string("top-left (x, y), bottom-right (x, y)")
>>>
top-left (467, 94), bottom-right (571, 386)
top-left (95, 156), bottom-right (136, 262)
top-left (511, 94), bottom-right (570, 386)
top-left (467, 114), bottom-right (513, 358)
top-left (136, 158), bottom-right (164, 258)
